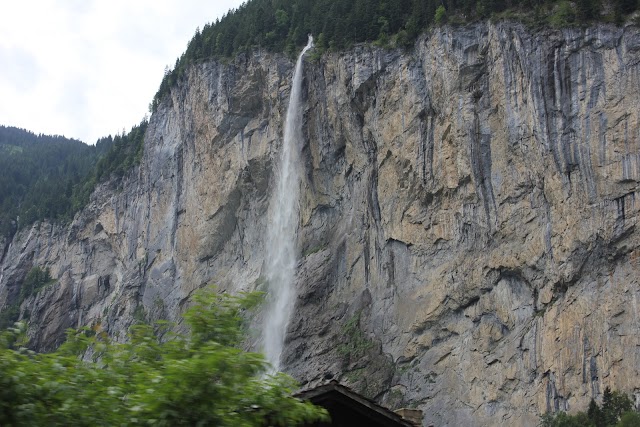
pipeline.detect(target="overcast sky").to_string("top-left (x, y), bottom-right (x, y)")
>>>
top-left (0, 0), bottom-right (245, 144)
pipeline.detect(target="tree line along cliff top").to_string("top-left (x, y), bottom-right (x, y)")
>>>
top-left (2, 0), bottom-right (639, 239)
top-left (150, 0), bottom-right (640, 112)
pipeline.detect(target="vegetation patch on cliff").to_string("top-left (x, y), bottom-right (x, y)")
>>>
top-left (0, 266), bottom-right (56, 330)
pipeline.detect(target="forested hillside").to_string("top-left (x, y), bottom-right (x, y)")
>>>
top-left (0, 127), bottom-right (99, 237)
top-left (0, 121), bottom-right (147, 238)
top-left (150, 0), bottom-right (640, 111)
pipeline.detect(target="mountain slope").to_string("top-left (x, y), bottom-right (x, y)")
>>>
top-left (0, 127), bottom-right (97, 237)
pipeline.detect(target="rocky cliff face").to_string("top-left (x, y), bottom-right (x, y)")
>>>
top-left (2, 21), bottom-right (640, 426)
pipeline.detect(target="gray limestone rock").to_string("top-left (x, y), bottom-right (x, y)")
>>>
top-left (1, 21), bottom-right (640, 426)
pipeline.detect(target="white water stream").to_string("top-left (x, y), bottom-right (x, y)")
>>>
top-left (263, 36), bottom-right (314, 371)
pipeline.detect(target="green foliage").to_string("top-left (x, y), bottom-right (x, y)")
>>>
top-left (183, 289), bottom-right (263, 348)
top-left (132, 305), bottom-right (147, 324)
top-left (394, 29), bottom-right (411, 48)
top-left (614, 0), bottom-right (639, 18)
top-left (0, 120), bottom-right (149, 239)
top-left (435, 5), bottom-right (447, 25)
top-left (540, 411), bottom-right (595, 426)
top-left (93, 119), bottom-right (148, 183)
top-left (0, 126), bottom-right (97, 237)
top-left (589, 398), bottom-right (606, 426)
top-left (548, 1), bottom-right (577, 26)
top-left (73, 119), bottom-right (148, 211)
top-left (19, 267), bottom-right (54, 302)
top-left (617, 411), bottom-right (640, 427)
top-left (302, 243), bottom-right (326, 257)
top-left (541, 387), bottom-right (637, 427)
top-left (576, 0), bottom-right (599, 21)
top-left (0, 288), bottom-right (329, 426)
top-left (602, 387), bottom-right (635, 426)
top-left (344, 367), bottom-right (367, 383)
top-left (337, 311), bottom-right (373, 361)
top-left (0, 305), bottom-right (19, 331)
top-left (151, 0), bottom-right (424, 110)
top-left (0, 266), bottom-right (55, 330)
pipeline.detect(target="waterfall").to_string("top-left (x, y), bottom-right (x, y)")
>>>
top-left (263, 36), bottom-right (313, 372)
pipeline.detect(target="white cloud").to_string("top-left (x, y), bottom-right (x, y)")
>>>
top-left (0, 0), bottom-right (245, 143)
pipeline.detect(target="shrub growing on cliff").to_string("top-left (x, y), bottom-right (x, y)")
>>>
top-left (0, 266), bottom-right (55, 330)
top-left (0, 288), bottom-right (328, 426)
top-left (434, 5), bottom-right (447, 24)
top-left (19, 266), bottom-right (54, 301)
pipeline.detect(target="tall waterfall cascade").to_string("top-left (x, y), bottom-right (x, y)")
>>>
top-left (262, 36), bottom-right (314, 371)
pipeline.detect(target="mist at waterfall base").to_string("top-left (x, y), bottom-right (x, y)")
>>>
top-left (262, 36), bottom-right (314, 372)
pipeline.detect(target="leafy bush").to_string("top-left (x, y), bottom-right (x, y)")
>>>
top-left (548, 1), bottom-right (577, 27)
top-left (435, 5), bottom-right (447, 24)
top-left (0, 288), bottom-right (328, 426)
top-left (0, 305), bottom-right (19, 331)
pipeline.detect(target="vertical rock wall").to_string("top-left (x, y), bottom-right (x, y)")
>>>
top-left (1, 21), bottom-right (639, 426)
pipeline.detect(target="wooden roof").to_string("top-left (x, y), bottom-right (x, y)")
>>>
top-left (295, 381), bottom-right (419, 427)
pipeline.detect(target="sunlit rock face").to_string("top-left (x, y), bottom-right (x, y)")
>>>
top-left (1, 21), bottom-right (640, 427)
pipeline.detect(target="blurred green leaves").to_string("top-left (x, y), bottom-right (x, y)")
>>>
top-left (0, 288), bottom-right (328, 427)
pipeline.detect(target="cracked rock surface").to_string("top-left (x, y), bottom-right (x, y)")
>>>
top-left (1, 22), bottom-right (640, 426)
